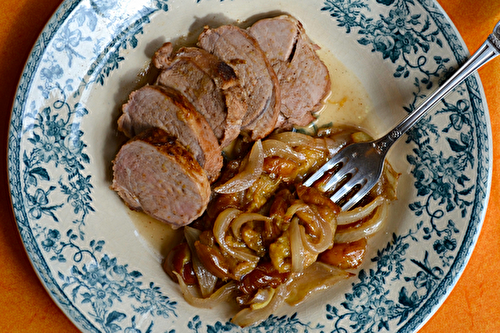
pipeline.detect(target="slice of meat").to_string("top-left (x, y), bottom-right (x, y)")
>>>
top-left (153, 43), bottom-right (246, 148)
top-left (118, 85), bottom-right (222, 181)
top-left (112, 128), bottom-right (210, 228)
top-left (249, 15), bottom-right (331, 129)
top-left (198, 25), bottom-right (280, 141)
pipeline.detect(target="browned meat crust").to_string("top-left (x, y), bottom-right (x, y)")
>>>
top-left (198, 25), bottom-right (281, 141)
top-left (249, 15), bottom-right (331, 129)
top-left (118, 85), bottom-right (222, 181)
top-left (153, 43), bottom-right (247, 148)
top-left (111, 128), bottom-right (211, 228)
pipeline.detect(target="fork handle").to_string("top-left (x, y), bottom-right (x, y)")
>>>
top-left (375, 20), bottom-right (500, 153)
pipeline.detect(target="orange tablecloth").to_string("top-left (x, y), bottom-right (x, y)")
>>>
top-left (1, 0), bottom-right (499, 332)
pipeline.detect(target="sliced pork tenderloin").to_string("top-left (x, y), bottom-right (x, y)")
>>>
top-left (198, 25), bottom-right (281, 141)
top-left (153, 43), bottom-right (247, 148)
top-left (112, 128), bottom-right (211, 228)
top-left (118, 85), bottom-right (222, 181)
top-left (249, 15), bottom-right (331, 129)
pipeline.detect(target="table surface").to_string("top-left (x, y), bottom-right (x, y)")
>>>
top-left (1, 0), bottom-right (499, 332)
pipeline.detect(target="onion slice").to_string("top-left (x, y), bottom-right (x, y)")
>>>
top-left (324, 131), bottom-right (351, 157)
top-left (383, 161), bottom-right (400, 200)
top-left (213, 208), bottom-right (260, 263)
top-left (261, 139), bottom-right (306, 163)
top-left (285, 262), bottom-right (353, 306)
top-left (290, 217), bottom-right (304, 273)
top-left (270, 132), bottom-right (315, 147)
top-left (184, 226), bottom-right (218, 297)
top-left (215, 140), bottom-right (264, 194)
top-left (285, 203), bottom-right (333, 254)
top-left (296, 209), bottom-right (333, 254)
top-left (231, 282), bottom-right (290, 327)
top-left (284, 203), bottom-right (309, 221)
top-left (336, 196), bottom-right (386, 225)
top-left (249, 288), bottom-right (276, 310)
top-left (270, 132), bottom-right (329, 152)
top-left (334, 202), bottom-right (389, 244)
top-left (299, 223), bottom-right (332, 254)
top-left (173, 271), bottom-right (237, 309)
top-left (231, 213), bottom-right (273, 240)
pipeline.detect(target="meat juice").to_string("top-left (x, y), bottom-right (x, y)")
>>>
top-left (304, 48), bottom-right (377, 136)
top-left (127, 47), bottom-right (377, 262)
top-left (127, 209), bottom-right (184, 263)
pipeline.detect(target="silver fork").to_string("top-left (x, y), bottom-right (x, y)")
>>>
top-left (304, 20), bottom-right (500, 211)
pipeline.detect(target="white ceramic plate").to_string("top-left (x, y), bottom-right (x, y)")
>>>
top-left (8, 0), bottom-right (492, 332)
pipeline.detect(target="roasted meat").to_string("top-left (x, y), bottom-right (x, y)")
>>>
top-left (118, 85), bottom-right (222, 181)
top-left (249, 15), bottom-right (331, 128)
top-left (112, 128), bottom-right (211, 228)
top-left (198, 25), bottom-right (281, 141)
top-left (153, 43), bottom-right (247, 148)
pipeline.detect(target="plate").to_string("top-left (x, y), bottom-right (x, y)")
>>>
top-left (8, 0), bottom-right (492, 332)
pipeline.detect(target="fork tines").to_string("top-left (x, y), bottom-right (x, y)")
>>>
top-left (303, 143), bottom-right (381, 211)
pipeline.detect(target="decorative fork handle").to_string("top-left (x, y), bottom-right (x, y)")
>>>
top-left (375, 20), bottom-right (500, 154)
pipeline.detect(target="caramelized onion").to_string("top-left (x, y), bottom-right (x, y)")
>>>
top-left (383, 162), bottom-right (400, 200)
top-left (334, 202), bottom-right (389, 243)
top-left (163, 242), bottom-right (197, 285)
top-left (271, 132), bottom-right (329, 151)
top-left (270, 132), bottom-right (315, 147)
top-left (261, 139), bottom-right (306, 163)
top-left (163, 125), bottom-right (399, 326)
top-left (283, 201), bottom-right (334, 255)
top-left (194, 240), bottom-right (232, 279)
top-left (336, 196), bottom-right (386, 225)
top-left (296, 209), bottom-right (333, 254)
top-left (173, 271), bottom-right (237, 309)
top-left (284, 203), bottom-right (309, 221)
top-left (319, 238), bottom-right (367, 269)
top-left (285, 262), bottom-right (353, 306)
top-left (296, 184), bottom-right (340, 216)
top-left (213, 208), bottom-right (260, 263)
top-left (215, 140), bottom-right (264, 194)
top-left (290, 217), bottom-right (305, 273)
top-left (231, 213), bottom-right (273, 240)
top-left (249, 288), bottom-right (276, 310)
top-left (312, 137), bottom-right (329, 152)
top-left (231, 282), bottom-right (290, 327)
top-left (295, 207), bottom-right (321, 237)
top-left (184, 227), bottom-right (218, 297)
top-left (238, 262), bottom-right (289, 296)
top-left (324, 132), bottom-right (351, 156)
top-left (299, 224), bottom-right (332, 254)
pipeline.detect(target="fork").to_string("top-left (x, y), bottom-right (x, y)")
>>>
top-left (304, 20), bottom-right (500, 211)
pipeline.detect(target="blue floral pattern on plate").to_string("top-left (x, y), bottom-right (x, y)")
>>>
top-left (8, 0), bottom-right (491, 332)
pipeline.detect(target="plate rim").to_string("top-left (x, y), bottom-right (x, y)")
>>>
top-left (7, 0), bottom-right (493, 332)
top-left (397, 3), bottom-right (493, 332)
